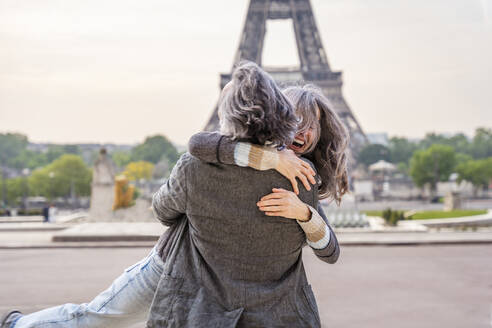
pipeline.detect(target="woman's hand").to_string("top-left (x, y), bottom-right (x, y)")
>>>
top-left (275, 149), bottom-right (316, 195)
top-left (257, 188), bottom-right (312, 221)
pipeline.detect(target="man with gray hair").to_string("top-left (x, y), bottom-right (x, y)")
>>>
top-left (148, 61), bottom-right (323, 327)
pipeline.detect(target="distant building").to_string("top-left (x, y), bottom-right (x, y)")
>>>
top-left (27, 142), bottom-right (135, 154)
top-left (26, 142), bottom-right (135, 166)
top-left (366, 133), bottom-right (389, 146)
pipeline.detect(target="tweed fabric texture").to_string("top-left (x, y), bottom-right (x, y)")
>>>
top-left (188, 131), bottom-right (339, 259)
top-left (149, 153), bottom-right (324, 327)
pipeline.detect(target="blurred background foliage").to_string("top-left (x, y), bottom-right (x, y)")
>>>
top-left (0, 132), bottom-right (180, 206)
top-left (357, 127), bottom-right (492, 194)
top-left (1, 128), bottom-right (490, 206)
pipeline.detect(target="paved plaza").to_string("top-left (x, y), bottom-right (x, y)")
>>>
top-left (356, 199), bottom-right (492, 211)
top-left (1, 245), bottom-right (491, 328)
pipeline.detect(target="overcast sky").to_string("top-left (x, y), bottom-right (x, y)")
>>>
top-left (1, 0), bottom-right (491, 146)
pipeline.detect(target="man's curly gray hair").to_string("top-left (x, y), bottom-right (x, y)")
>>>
top-left (218, 61), bottom-right (298, 147)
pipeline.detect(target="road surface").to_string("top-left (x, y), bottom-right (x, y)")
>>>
top-left (1, 245), bottom-right (491, 328)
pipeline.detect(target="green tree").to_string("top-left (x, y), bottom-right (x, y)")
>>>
top-left (131, 135), bottom-right (179, 165)
top-left (409, 144), bottom-right (457, 197)
top-left (6, 178), bottom-right (25, 206)
top-left (418, 133), bottom-right (471, 155)
top-left (0, 133), bottom-right (28, 162)
top-left (112, 151), bottom-right (132, 169)
top-left (447, 133), bottom-right (470, 155)
top-left (357, 144), bottom-right (390, 167)
top-left (28, 169), bottom-right (52, 200)
top-left (0, 133), bottom-right (28, 205)
top-left (418, 133), bottom-right (450, 150)
top-left (8, 149), bottom-right (49, 170)
top-left (397, 162), bottom-right (409, 175)
top-left (45, 145), bottom-right (66, 163)
top-left (470, 127), bottom-right (492, 159)
top-left (29, 154), bottom-right (92, 199)
top-left (388, 137), bottom-right (418, 165)
top-left (456, 157), bottom-right (492, 196)
top-left (0, 177), bottom-right (27, 206)
top-left (455, 153), bottom-right (473, 166)
top-left (122, 161), bottom-right (155, 181)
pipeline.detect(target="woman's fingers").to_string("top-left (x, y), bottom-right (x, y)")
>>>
top-left (298, 162), bottom-right (316, 184)
top-left (301, 161), bottom-right (316, 175)
top-left (258, 205), bottom-right (284, 212)
top-left (266, 165), bottom-right (315, 200)
top-left (289, 177), bottom-right (299, 195)
top-left (258, 199), bottom-right (285, 207)
top-left (260, 192), bottom-right (285, 201)
top-left (290, 166), bottom-right (315, 193)
top-left (262, 188), bottom-right (289, 199)
top-left (264, 210), bottom-right (296, 220)
top-left (259, 186), bottom-right (309, 220)
top-left (301, 160), bottom-right (310, 170)
top-left (265, 211), bottom-right (285, 217)
top-left (297, 174), bottom-right (311, 191)
top-left (302, 168), bottom-right (317, 185)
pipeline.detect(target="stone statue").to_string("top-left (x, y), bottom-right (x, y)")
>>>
top-left (92, 148), bottom-right (115, 185)
top-left (86, 148), bottom-right (154, 222)
top-left (89, 148), bottom-right (116, 220)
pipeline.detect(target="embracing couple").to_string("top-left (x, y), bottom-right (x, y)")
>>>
top-left (2, 61), bottom-right (349, 328)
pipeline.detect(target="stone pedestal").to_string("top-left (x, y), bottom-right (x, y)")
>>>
top-left (444, 191), bottom-right (462, 211)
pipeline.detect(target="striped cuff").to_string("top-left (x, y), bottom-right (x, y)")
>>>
top-left (234, 142), bottom-right (278, 170)
top-left (234, 142), bottom-right (251, 167)
top-left (297, 205), bottom-right (331, 249)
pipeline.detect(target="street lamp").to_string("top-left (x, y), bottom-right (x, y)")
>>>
top-left (70, 178), bottom-right (75, 209)
top-left (22, 168), bottom-right (30, 211)
top-left (48, 171), bottom-right (55, 202)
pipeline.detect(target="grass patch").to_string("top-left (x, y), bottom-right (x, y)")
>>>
top-left (362, 211), bottom-right (383, 217)
top-left (362, 209), bottom-right (487, 220)
top-left (410, 210), bottom-right (487, 220)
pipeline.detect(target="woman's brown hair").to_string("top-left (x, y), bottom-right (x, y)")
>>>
top-left (283, 85), bottom-right (350, 204)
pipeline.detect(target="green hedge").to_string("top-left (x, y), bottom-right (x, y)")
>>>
top-left (0, 209), bottom-right (43, 216)
top-left (382, 208), bottom-right (405, 226)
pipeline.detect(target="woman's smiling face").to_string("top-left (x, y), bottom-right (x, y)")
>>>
top-left (288, 105), bottom-right (321, 155)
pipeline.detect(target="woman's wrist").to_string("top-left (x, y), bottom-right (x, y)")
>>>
top-left (297, 204), bottom-right (312, 222)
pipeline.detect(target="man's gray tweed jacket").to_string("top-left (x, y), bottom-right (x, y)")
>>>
top-left (147, 152), bottom-right (338, 328)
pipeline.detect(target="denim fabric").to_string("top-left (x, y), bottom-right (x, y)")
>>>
top-left (12, 246), bottom-right (164, 328)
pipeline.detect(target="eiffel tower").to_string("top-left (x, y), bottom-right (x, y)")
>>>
top-left (205, 0), bottom-right (368, 155)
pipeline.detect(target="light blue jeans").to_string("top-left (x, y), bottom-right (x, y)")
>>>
top-left (12, 246), bottom-right (164, 328)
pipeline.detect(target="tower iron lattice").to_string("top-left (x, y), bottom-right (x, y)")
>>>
top-left (205, 0), bottom-right (368, 156)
